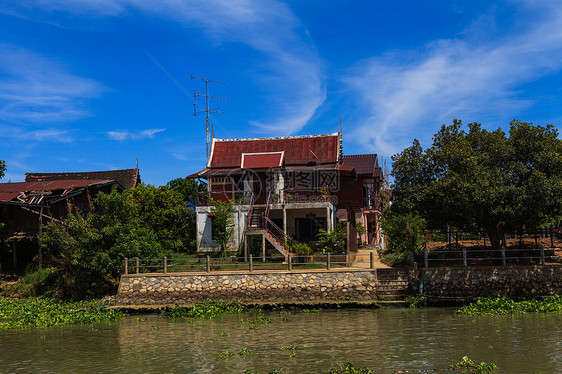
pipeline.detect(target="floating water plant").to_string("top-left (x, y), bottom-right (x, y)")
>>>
top-left (164, 301), bottom-right (247, 319)
top-left (328, 361), bottom-right (373, 373)
top-left (0, 297), bottom-right (124, 329)
top-left (456, 295), bottom-right (562, 315)
top-left (451, 356), bottom-right (500, 373)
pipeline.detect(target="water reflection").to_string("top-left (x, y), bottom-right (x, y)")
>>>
top-left (0, 308), bottom-right (560, 373)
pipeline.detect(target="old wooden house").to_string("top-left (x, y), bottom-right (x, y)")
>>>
top-left (0, 168), bottom-right (140, 272)
top-left (187, 132), bottom-right (385, 258)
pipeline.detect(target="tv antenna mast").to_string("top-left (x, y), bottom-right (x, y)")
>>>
top-left (191, 75), bottom-right (227, 161)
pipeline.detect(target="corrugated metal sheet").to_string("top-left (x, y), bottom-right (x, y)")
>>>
top-left (342, 154), bottom-right (378, 176)
top-left (25, 168), bottom-right (139, 189)
top-left (210, 134), bottom-right (339, 169)
top-left (241, 152), bottom-right (284, 169)
top-left (0, 179), bottom-right (115, 203)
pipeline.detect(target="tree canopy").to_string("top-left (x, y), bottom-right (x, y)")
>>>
top-left (390, 119), bottom-right (562, 249)
top-left (39, 179), bottom-right (206, 299)
top-left (0, 160), bottom-right (5, 180)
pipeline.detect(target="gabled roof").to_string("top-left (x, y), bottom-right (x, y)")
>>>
top-left (25, 168), bottom-right (140, 190)
top-left (209, 133), bottom-right (340, 169)
top-left (342, 154), bottom-right (380, 177)
top-left (0, 179), bottom-right (120, 205)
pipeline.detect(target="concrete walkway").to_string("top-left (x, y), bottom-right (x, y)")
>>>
top-left (350, 248), bottom-right (390, 269)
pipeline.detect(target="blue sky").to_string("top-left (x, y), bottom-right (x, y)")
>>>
top-left (1, 0), bottom-right (562, 186)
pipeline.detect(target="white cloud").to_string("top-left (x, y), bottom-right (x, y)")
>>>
top-left (0, 124), bottom-right (74, 143)
top-left (106, 128), bottom-right (165, 141)
top-left (30, 129), bottom-right (73, 143)
top-left (0, 45), bottom-right (104, 123)
top-left (343, 2), bottom-right (562, 156)
top-left (2, 0), bottom-right (325, 135)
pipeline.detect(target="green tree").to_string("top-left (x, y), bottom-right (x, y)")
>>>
top-left (390, 119), bottom-right (562, 249)
top-left (129, 183), bottom-right (197, 253)
top-left (40, 188), bottom-right (163, 299)
top-left (210, 199), bottom-right (234, 255)
top-left (316, 221), bottom-right (347, 254)
top-left (0, 160), bottom-right (6, 180)
top-left (381, 211), bottom-right (426, 266)
top-left (166, 178), bottom-right (206, 208)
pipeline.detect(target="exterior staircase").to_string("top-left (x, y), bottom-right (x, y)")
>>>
top-left (263, 230), bottom-right (293, 261)
top-left (244, 193), bottom-right (294, 261)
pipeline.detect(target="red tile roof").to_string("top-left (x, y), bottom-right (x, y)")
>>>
top-left (25, 168), bottom-right (140, 189)
top-left (0, 180), bottom-right (117, 203)
top-left (209, 133), bottom-right (340, 169)
top-left (342, 154), bottom-right (379, 177)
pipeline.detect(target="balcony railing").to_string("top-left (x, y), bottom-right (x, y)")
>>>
top-left (197, 188), bottom-right (336, 206)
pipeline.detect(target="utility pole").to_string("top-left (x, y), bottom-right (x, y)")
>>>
top-left (191, 75), bottom-right (227, 161)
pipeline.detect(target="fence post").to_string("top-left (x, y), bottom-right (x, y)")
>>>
top-left (249, 254), bottom-right (253, 272)
top-left (163, 257), bottom-right (167, 274)
top-left (540, 247), bottom-right (545, 265)
top-left (136, 257), bottom-right (140, 274)
top-left (501, 247), bottom-right (506, 266)
top-left (124, 257), bottom-right (128, 275)
top-left (288, 255), bottom-right (292, 271)
top-left (370, 251), bottom-right (374, 269)
top-left (424, 248), bottom-right (429, 268)
top-left (326, 253), bottom-right (331, 270)
top-left (206, 255), bottom-right (210, 273)
top-left (462, 247), bottom-right (467, 267)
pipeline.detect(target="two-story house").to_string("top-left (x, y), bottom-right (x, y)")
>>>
top-left (188, 132), bottom-right (384, 259)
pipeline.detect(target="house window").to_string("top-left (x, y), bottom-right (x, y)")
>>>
top-left (210, 177), bottom-right (232, 184)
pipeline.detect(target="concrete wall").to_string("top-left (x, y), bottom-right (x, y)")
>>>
top-left (421, 265), bottom-right (562, 298)
top-left (116, 268), bottom-right (409, 305)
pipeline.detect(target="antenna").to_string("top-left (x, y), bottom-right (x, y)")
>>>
top-left (191, 75), bottom-right (227, 161)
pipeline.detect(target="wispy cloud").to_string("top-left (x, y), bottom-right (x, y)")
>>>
top-left (0, 124), bottom-right (74, 143)
top-left (0, 44), bottom-right (104, 123)
top-left (343, 2), bottom-right (562, 156)
top-left (106, 128), bottom-right (165, 141)
top-left (30, 129), bottom-right (73, 143)
top-left (2, 0), bottom-right (325, 135)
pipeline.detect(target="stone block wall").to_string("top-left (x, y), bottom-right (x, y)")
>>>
top-left (116, 269), bottom-right (408, 305)
top-left (421, 265), bottom-right (562, 298)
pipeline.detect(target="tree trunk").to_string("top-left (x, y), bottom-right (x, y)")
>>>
top-left (486, 229), bottom-right (504, 265)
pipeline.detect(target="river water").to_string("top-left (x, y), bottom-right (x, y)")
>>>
top-left (0, 307), bottom-right (560, 373)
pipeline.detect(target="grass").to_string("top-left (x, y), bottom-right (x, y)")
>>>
top-left (0, 297), bottom-right (124, 329)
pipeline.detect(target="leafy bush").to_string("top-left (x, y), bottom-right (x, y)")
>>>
top-left (316, 221), bottom-right (347, 254)
top-left (1, 267), bottom-right (58, 298)
top-left (129, 183), bottom-right (197, 253)
top-left (380, 211), bottom-right (426, 266)
top-left (210, 199), bottom-right (234, 255)
top-left (41, 188), bottom-right (163, 299)
top-left (291, 241), bottom-right (313, 255)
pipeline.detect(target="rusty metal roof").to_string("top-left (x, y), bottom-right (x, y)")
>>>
top-left (0, 179), bottom-right (117, 204)
top-left (342, 154), bottom-right (379, 177)
top-left (25, 168), bottom-right (140, 189)
top-left (209, 133), bottom-right (340, 169)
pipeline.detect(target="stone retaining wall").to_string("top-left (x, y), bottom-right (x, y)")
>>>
top-left (116, 265), bottom-right (562, 305)
top-left (421, 265), bottom-right (562, 298)
top-left (116, 269), bottom-right (410, 305)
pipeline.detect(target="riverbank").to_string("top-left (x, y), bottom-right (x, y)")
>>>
top-left (107, 299), bottom-right (409, 314)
